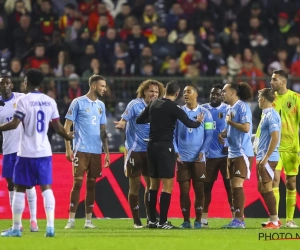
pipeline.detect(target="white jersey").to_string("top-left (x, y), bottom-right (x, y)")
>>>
top-left (0, 92), bottom-right (24, 155)
top-left (14, 92), bottom-right (60, 158)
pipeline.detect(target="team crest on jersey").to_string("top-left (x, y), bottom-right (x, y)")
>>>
top-left (98, 107), bottom-right (102, 114)
top-left (287, 102), bottom-right (291, 109)
top-left (68, 109), bottom-right (72, 115)
top-left (218, 112), bottom-right (223, 119)
top-left (86, 108), bottom-right (90, 112)
top-left (13, 103), bottom-right (16, 109)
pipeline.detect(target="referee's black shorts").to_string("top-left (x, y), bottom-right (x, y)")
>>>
top-left (147, 141), bottom-right (176, 179)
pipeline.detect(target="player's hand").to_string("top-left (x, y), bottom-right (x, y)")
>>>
top-left (258, 158), bottom-right (268, 169)
top-left (196, 112), bottom-right (205, 123)
top-left (226, 112), bottom-right (233, 123)
top-left (176, 153), bottom-right (182, 164)
top-left (66, 131), bottom-right (75, 141)
top-left (218, 133), bottom-right (225, 144)
top-left (66, 149), bottom-right (74, 162)
top-left (104, 154), bottom-right (110, 168)
top-left (114, 120), bottom-right (126, 129)
top-left (197, 152), bottom-right (204, 162)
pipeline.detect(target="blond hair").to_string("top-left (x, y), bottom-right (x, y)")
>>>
top-left (136, 79), bottom-right (165, 98)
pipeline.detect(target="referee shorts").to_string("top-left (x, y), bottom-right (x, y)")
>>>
top-left (147, 141), bottom-right (176, 179)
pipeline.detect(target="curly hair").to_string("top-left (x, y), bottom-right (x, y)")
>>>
top-left (228, 82), bottom-right (253, 102)
top-left (136, 79), bottom-right (165, 98)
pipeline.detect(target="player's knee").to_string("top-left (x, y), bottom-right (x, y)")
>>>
top-left (6, 179), bottom-right (14, 191)
top-left (86, 178), bottom-right (96, 191)
top-left (286, 177), bottom-right (296, 190)
top-left (73, 178), bottom-right (83, 191)
top-left (204, 182), bottom-right (214, 193)
top-left (129, 177), bottom-right (140, 195)
top-left (161, 178), bottom-right (173, 193)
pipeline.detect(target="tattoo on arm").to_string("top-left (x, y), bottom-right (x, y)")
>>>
top-left (100, 124), bottom-right (109, 154)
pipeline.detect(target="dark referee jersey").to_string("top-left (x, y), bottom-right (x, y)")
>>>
top-left (136, 98), bottom-right (201, 142)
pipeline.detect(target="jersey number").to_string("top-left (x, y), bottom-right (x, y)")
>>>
top-left (73, 157), bottom-right (79, 167)
top-left (36, 110), bottom-right (45, 133)
top-left (6, 117), bottom-right (12, 122)
top-left (129, 157), bottom-right (135, 166)
top-left (92, 115), bottom-right (96, 125)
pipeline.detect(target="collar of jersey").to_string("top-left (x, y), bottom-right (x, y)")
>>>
top-left (207, 102), bottom-right (226, 110)
top-left (85, 95), bottom-right (98, 103)
top-left (231, 99), bottom-right (241, 109)
top-left (184, 104), bottom-right (200, 111)
top-left (0, 93), bottom-right (14, 102)
top-left (30, 91), bottom-right (42, 94)
top-left (262, 107), bottom-right (273, 114)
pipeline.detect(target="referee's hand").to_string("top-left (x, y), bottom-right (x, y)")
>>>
top-left (196, 112), bottom-right (205, 123)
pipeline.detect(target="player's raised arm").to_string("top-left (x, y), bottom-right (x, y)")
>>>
top-left (174, 104), bottom-right (202, 128)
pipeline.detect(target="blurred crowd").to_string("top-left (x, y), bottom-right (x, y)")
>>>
top-left (0, 0), bottom-right (300, 102)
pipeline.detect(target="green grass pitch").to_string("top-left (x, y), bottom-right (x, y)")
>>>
top-left (1, 218), bottom-right (300, 250)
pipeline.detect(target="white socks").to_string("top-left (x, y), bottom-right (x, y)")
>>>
top-left (9, 191), bottom-right (14, 209)
top-left (26, 187), bottom-right (37, 222)
top-left (42, 189), bottom-right (55, 227)
top-left (12, 192), bottom-right (25, 230)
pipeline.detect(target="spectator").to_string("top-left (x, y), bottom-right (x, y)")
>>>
top-left (291, 43), bottom-right (300, 63)
top-left (77, 44), bottom-right (96, 74)
top-left (206, 43), bottom-right (225, 76)
top-left (227, 51), bottom-right (242, 76)
top-left (141, 4), bottom-right (160, 29)
top-left (0, 16), bottom-right (11, 64)
top-left (12, 14), bottom-right (41, 58)
top-left (46, 30), bottom-right (68, 64)
top-left (133, 46), bottom-right (160, 75)
top-left (102, 0), bottom-right (127, 18)
top-left (6, 58), bottom-right (25, 78)
top-left (243, 47), bottom-right (264, 72)
top-left (151, 26), bottom-right (176, 63)
top-left (141, 63), bottom-right (154, 76)
top-left (59, 3), bottom-right (79, 36)
top-left (65, 18), bottom-right (83, 43)
top-left (53, 50), bottom-right (70, 77)
top-left (7, 0), bottom-right (31, 30)
top-left (93, 15), bottom-right (114, 42)
top-left (96, 28), bottom-right (120, 69)
top-left (25, 43), bottom-right (49, 69)
top-left (69, 28), bottom-right (94, 60)
top-left (179, 44), bottom-right (202, 74)
top-left (216, 64), bottom-right (232, 85)
top-left (192, 0), bottom-right (216, 31)
top-left (78, 0), bottom-right (98, 21)
top-left (267, 48), bottom-right (290, 75)
top-left (119, 15), bottom-right (139, 40)
top-left (125, 24), bottom-right (148, 61)
top-left (168, 18), bottom-right (196, 57)
top-left (165, 3), bottom-right (187, 32)
top-left (82, 58), bottom-right (101, 78)
top-left (237, 60), bottom-right (266, 95)
top-left (162, 57), bottom-right (183, 77)
top-left (109, 43), bottom-right (131, 73)
top-left (5, 0), bottom-right (31, 14)
top-left (115, 3), bottom-right (132, 30)
top-left (88, 2), bottom-right (114, 33)
top-left (64, 73), bottom-right (83, 105)
top-left (114, 59), bottom-right (129, 76)
top-left (34, 0), bottom-right (58, 42)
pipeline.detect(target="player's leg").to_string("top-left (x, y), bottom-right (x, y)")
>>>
top-left (147, 142), bottom-right (160, 228)
top-left (65, 152), bottom-right (85, 229)
top-left (157, 143), bottom-right (178, 229)
top-left (283, 152), bottom-right (299, 228)
top-left (219, 157), bottom-right (234, 217)
top-left (36, 156), bottom-right (55, 237)
top-left (192, 162), bottom-right (206, 229)
top-left (258, 161), bottom-right (280, 229)
top-left (141, 152), bottom-right (151, 226)
top-left (177, 162), bottom-right (192, 228)
top-left (84, 153), bottom-right (103, 229)
top-left (125, 151), bottom-right (143, 228)
top-left (26, 186), bottom-right (38, 232)
top-left (222, 156), bottom-right (248, 229)
top-left (1, 157), bottom-right (35, 237)
top-left (273, 153), bottom-right (283, 215)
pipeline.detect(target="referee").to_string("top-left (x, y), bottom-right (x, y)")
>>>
top-left (136, 80), bottom-right (204, 229)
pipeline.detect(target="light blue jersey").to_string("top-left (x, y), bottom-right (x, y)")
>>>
top-left (65, 96), bottom-right (106, 154)
top-left (202, 102), bottom-right (228, 158)
top-left (227, 100), bottom-right (254, 158)
top-left (256, 108), bottom-right (281, 161)
top-left (122, 98), bottom-right (149, 152)
top-left (175, 105), bottom-right (214, 162)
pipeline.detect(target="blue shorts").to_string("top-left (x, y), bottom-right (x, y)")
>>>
top-left (2, 153), bottom-right (18, 179)
top-left (13, 156), bottom-right (52, 186)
